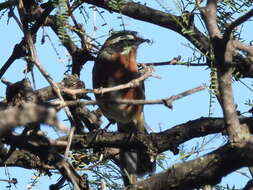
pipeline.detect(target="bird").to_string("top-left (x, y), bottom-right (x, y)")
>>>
top-left (92, 30), bottom-right (155, 185)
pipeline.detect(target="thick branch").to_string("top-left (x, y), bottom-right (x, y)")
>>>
top-left (6, 117), bottom-right (253, 190)
top-left (233, 40), bottom-right (253, 63)
top-left (2, 116), bottom-right (253, 190)
top-left (200, 0), bottom-right (251, 143)
top-left (54, 117), bottom-right (253, 154)
top-left (0, 149), bottom-right (52, 171)
top-left (217, 66), bottom-right (251, 143)
top-left (127, 143), bottom-right (253, 190)
top-left (3, 117), bottom-right (253, 170)
top-left (3, 116), bottom-right (253, 190)
top-left (243, 180), bottom-right (253, 190)
top-left (0, 103), bottom-right (63, 138)
top-left (200, 0), bottom-right (221, 38)
top-left (4, 134), bottom-right (88, 190)
top-left (0, 0), bottom-right (15, 11)
top-left (224, 8), bottom-right (253, 40)
top-left (0, 42), bottom-right (27, 79)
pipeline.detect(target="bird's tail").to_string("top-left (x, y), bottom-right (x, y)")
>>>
top-left (117, 122), bottom-right (156, 185)
top-left (120, 149), bottom-right (156, 176)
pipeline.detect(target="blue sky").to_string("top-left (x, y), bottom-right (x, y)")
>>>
top-left (0, 0), bottom-right (253, 189)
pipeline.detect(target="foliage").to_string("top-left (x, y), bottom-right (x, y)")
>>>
top-left (54, 0), bottom-right (69, 43)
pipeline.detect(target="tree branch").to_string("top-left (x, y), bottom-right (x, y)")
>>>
top-left (54, 84), bottom-right (207, 110)
top-left (53, 117), bottom-right (253, 155)
top-left (62, 66), bottom-right (154, 95)
top-left (127, 143), bottom-right (253, 190)
top-left (0, 103), bottom-right (64, 138)
top-left (200, 0), bottom-right (221, 38)
top-left (0, 0), bottom-right (15, 11)
top-left (4, 133), bottom-right (88, 190)
top-left (224, 8), bottom-right (253, 40)
top-left (3, 115), bottom-right (253, 189)
top-left (233, 40), bottom-right (253, 63)
top-left (3, 116), bottom-right (253, 169)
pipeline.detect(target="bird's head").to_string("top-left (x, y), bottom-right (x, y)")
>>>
top-left (97, 31), bottom-right (149, 60)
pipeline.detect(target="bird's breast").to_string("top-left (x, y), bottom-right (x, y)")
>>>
top-left (92, 51), bottom-right (144, 124)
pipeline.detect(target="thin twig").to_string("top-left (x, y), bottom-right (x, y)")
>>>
top-left (8, 8), bottom-right (23, 32)
top-left (0, 178), bottom-right (17, 185)
top-left (26, 33), bottom-right (76, 158)
top-left (53, 84), bottom-right (207, 109)
top-left (0, 1), bottom-right (54, 79)
top-left (139, 56), bottom-right (181, 66)
top-left (62, 67), bottom-right (154, 96)
top-left (16, 0), bottom-right (75, 168)
top-left (66, 1), bottom-right (86, 47)
top-left (62, 163), bottom-right (81, 190)
top-left (64, 127), bottom-right (75, 158)
top-left (139, 62), bottom-right (208, 67)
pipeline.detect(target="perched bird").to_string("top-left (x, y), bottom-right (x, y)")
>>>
top-left (92, 31), bottom-right (155, 185)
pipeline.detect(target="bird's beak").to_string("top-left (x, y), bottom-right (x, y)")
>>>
top-left (135, 37), bottom-right (151, 46)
